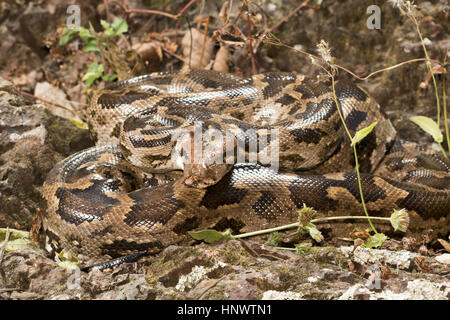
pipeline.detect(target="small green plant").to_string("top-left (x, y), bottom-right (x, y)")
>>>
top-left (389, 0), bottom-right (448, 158)
top-left (188, 206), bottom-right (409, 253)
top-left (313, 40), bottom-right (382, 237)
top-left (59, 18), bottom-right (128, 87)
top-left (265, 232), bottom-right (280, 247)
top-left (295, 242), bottom-right (312, 256)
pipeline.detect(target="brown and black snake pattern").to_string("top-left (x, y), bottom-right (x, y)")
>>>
top-left (42, 69), bottom-right (450, 262)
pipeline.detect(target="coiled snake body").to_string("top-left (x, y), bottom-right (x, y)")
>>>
top-left (42, 70), bottom-right (450, 262)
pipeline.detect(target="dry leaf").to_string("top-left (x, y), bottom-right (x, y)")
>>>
top-left (132, 41), bottom-right (163, 62)
top-left (437, 239), bottom-right (450, 252)
top-left (420, 64), bottom-right (447, 88)
top-left (414, 256), bottom-right (431, 273)
top-left (181, 28), bottom-right (214, 70)
top-left (350, 228), bottom-right (370, 240)
top-left (213, 45), bottom-right (230, 73)
top-left (219, 1), bottom-right (230, 26)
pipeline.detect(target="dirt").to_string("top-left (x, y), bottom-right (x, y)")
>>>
top-left (0, 0), bottom-right (448, 300)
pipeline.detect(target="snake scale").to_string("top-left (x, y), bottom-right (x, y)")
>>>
top-left (42, 69), bottom-right (450, 263)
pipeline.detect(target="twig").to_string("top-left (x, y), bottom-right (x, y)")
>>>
top-left (162, 47), bottom-right (187, 63)
top-left (335, 58), bottom-right (437, 80)
top-left (0, 288), bottom-right (20, 293)
top-left (263, 36), bottom-right (446, 82)
top-left (198, 16), bottom-right (210, 68)
top-left (116, 0), bottom-right (196, 21)
top-left (268, 0), bottom-right (311, 34)
top-left (0, 228), bottom-right (11, 265)
top-left (12, 88), bottom-right (79, 117)
top-left (247, 15), bottom-right (257, 74)
top-left (115, 0), bottom-right (178, 20)
top-left (104, 0), bottom-right (110, 20)
top-left (177, 0), bottom-right (197, 18)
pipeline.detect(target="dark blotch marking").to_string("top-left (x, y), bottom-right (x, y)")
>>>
top-left (261, 73), bottom-right (295, 99)
top-left (98, 90), bottom-right (156, 109)
top-left (335, 80), bottom-right (368, 101)
top-left (101, 240), bottom-right (163, 257)
top-left (129, 135), bottom-right (172, 148)
top-left (124, 184), bottom-right (184, 228)
top-left (200, 171), bottom-right (248, 209)
top-left (387, 178), bottom-right (450, 219)
top-left (122, 110), bottom-right (157, 132)
top-left (288, 173), bottom-right (387, 211)
top-left (55, 185), bottom-right (118, 226)
top-left (275, 94), bottom-right (297, 106)
top-left (111, 122), bottom-right (122, 138)
top-left (345, 109), bottom-right (367, 132)
top-left (293, 84), bottom-right (314, 99)
top-left (251, 191), bottom-right (277, 221)
top-left (289, 128), bottom-right (328, 144)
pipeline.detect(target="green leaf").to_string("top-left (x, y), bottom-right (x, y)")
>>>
top-left (100, 19), bottom-right (110, 30)
top-left (351, 121), bottom-right (378, 147)
top-left (265, 232), bottom-right (280, 247)
top-left (57, 250), bottom-right (80, 270)
top-left (78, 27), bottom-right (95, 43)
top-left (5, 238), bottom-right (38, 252)
top-left (0, 228), bottom-right (37, 252)
top-left (410, 116), bottom-right (443, 143)
top-left (188, 229), bottom-right (231, 244)
top-left (101, 73), bottom-right (118, 82)
top-left (300, 223), bottom-right (324, 243)
top-left (362, 233), bottom-right (388, 249)
top-left (111, 18), bottom-right (128, 36)
top-left (1, 228), bottom-right (29, 241)
top-left (81, 40), bottom-right (100, 52)
top-left (71, 118), bottom-right (89, 130)
top-left (59, 27), bottom-right (79, 46)
top-left (295, 242), bottom-right (312, 256)
top-left (82, 62), bottom-right (104, 87)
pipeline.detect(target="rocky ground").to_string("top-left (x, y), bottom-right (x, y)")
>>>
top-left (0, 0), bottom-right (449, 300)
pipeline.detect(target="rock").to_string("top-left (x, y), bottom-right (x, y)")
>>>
top-left (34, 81), bottom-right (78, 121)
top-left (261, 290), bottom-right (304, 300)
top-left (435, 254), bottom-right (450, 265)
top-left (0, 77), bottom-right (93, 229)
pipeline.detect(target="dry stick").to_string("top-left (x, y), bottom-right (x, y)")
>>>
top-left (0, 228), bottom-right (10, 265)
top-left (444, 75), bottom-right (449, 152)
top-left (12, 88), bottom-right (79, 117)
top-left (335, 58), bottom-right (436, 81)
top-left (198, 17), bottom-right (210, 69)
top-left (177, 0), bottom-right (197, 18)
top-left (117, 0), bottom-right (196, 21)
top-left (104, 0), bottom-right (110, 20)
top-left (254, 0), bottom-right (311, 53)
top-left (268, 0), bottom-right (311, 34)
top-left (116, 0), bottom-right (178, 20)
top-left (162, 47), bottom-right (187, 63)
top-left (264, 37), bottom-right (445, 83)
top-left (247, 16), bottom-right (257, 75)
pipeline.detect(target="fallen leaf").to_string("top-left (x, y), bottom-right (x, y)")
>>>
top-left (181, 28), bottom-right (214, 70)
top-left (437, 239), bottom-right (450, 252)
top-left (213, 45), bottom-right (230, 73)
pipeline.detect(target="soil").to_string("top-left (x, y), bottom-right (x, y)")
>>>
top-left (0, 0), bottom-right (448, 300)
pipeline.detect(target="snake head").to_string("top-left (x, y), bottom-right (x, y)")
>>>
top-left (173, 124), bottom-right (236, 188)
top-left (183, 163), bottom-right (232, 188)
